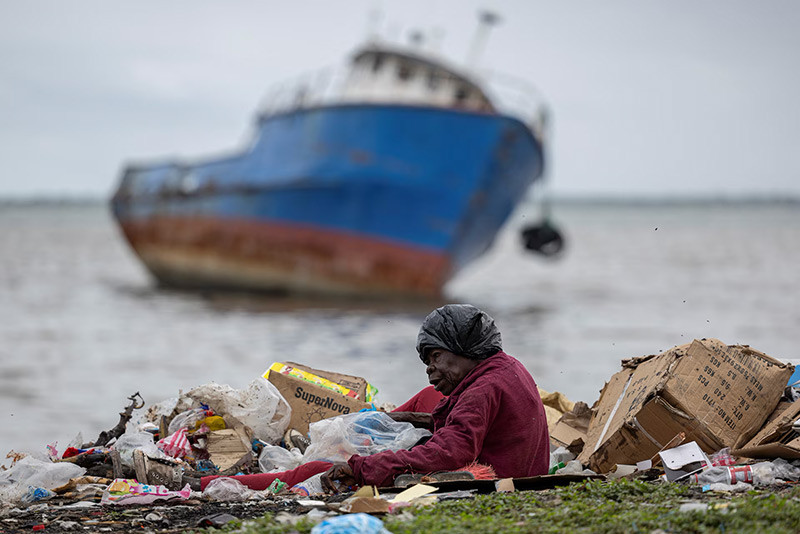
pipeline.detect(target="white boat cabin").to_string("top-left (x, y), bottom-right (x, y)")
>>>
top-left (340, 45), bottom-right (495, 113)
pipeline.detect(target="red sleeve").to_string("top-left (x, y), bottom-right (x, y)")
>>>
top-left (348, 381), bottom-right (499, 487)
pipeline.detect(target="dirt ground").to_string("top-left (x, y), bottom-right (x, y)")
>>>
top-left (0, 493), bottom-right (348, 534)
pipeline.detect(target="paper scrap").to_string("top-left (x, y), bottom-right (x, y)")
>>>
top-left (495, 478), bottom-right (515, 492)
top-left (390, 483), bottom-right (437, 503)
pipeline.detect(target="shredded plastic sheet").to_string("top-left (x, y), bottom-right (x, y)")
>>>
top-left (100, 479), bottom-right (191, 505)
top-left (302, 411), bottom-right (431, 464)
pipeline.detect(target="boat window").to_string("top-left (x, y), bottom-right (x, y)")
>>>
top-left (372, 54), bottom-right (384, 73)
top-left (455, 86), bottom-right (470, 103)
top-left (397, 62), bottom-right (413, 82)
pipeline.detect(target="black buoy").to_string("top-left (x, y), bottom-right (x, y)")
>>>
top-left (521, 219), bottom-right (565, 257)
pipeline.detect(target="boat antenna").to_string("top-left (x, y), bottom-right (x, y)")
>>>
top-left (366, 4), bottom-right (384, 41)
top-left (465, 10), bottom-right (501, 68)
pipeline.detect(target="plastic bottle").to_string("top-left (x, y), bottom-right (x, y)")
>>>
top-left (689, 465), bottom-right (753, 485)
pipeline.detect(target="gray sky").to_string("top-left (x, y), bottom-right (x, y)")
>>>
top-left (1, 1), bottom-right (798, 198)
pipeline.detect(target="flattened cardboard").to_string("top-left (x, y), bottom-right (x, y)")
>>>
top-left (283, 361), bottom-right (370, 401)
top-left (206, 428), bottom-right (252, 471)
top-left (341, 496), bottom-right (390, 514)
top-left (266, 370), bottom-right (370, 435)
top-left (579, 339), bottom-right (792, 473)
top-left (733, 398), bottom-right (800, 459)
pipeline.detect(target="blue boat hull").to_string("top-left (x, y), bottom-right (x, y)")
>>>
top-left (112, 104), bottom-right (544, 297)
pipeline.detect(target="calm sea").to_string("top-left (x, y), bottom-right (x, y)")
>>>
top-left (1, 200), bottom-right (798, 456)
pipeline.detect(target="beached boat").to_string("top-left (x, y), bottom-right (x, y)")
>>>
top-left (111, 32), bottom-right (548, 298)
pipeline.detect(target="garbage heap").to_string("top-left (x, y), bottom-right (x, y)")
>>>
top-left (547, 338), bottom-right (800, 489)
top-left (2, 340), bottom-right (800, 531)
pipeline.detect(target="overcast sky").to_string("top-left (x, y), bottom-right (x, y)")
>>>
top-left (1, 1), bottom-right (798, 199)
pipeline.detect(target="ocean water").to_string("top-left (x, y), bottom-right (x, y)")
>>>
top-left (1, 200), bottom-right (798, 457)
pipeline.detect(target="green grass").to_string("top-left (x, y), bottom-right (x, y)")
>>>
top-left (216, 479), bottom-right (800, 533)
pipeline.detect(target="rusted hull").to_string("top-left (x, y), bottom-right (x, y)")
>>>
top-left (118, 216), bottom-right (451, 298)
top-left (111, 104), bottom-right (544, 298)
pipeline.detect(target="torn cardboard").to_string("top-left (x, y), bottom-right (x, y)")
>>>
top-left (733, 397), bottom-right (800, 459)
top-left (266, 370), bottom-right (370, 435)
top-left (550, 401), bottom-right (592, 454)
top-left (539, 388), bottom-right (576, 433)
top-left (578, 339), bottom-right (792, 474)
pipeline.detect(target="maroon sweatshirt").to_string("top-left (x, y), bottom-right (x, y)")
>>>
top-left (348, 351), bottom-right (550, 487)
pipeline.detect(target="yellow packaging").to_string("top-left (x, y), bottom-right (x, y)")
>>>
top-left (266, 362), bottom-right (357, 399)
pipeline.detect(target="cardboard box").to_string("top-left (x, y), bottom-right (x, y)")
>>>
top-left (283, 361), bottom-right (372, 401)
top-left (266, 369), bottom-right (371, 435)
top-left (578, 339), bottom-right (792, 474)
top-left (733, 398), bottom-right (800, 459)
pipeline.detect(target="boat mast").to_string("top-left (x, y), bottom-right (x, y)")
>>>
top-left (465, 10), bottom-right (501, 68)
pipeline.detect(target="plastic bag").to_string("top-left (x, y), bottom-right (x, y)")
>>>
top-left (311, 512), bottom-right (392, 534)
top-left (258, 445), bottom-right (303, 473)
top-left (112, 431), bottom-right (166, 467)
top-left (416, 304), bottom-right (501, 361)
top-left (290, 473), bottom-right (325, 496)
top-left (770, 458), bottom-right (800, 482)
top-left (549, 446), bottom-right (575, 469)
top-left (181, 379), bottom-right (291, 444)
top-left (709, 447), bottom-right (736, 467)
top-left (752, 458), bottom-right (800, 485)
top-left (21, 486), bottom-right (56, 504)
top-left (0, 456), bottom-right (86, 503)
top-left (157, 428), bottom-right (192, 459)
top-left (555, 460), bottom-right (595, 476)
top-left (302, 411), bottom-right (431, 464)
top-left (202, 477), bottom-right (254, 502)
top-left (167, 407), bottom-right (207, 435)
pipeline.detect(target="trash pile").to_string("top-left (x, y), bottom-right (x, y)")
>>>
top-left (546, 338), bottom-right (800, 491)
top-left (2, 341), bottom-right (800, 533)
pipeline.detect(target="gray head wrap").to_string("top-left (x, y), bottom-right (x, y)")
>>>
top-left (416, 304), bottom-right (502, 361)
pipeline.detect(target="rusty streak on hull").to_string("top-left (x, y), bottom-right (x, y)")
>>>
top-left (119, 216), bottom-right (451, 298)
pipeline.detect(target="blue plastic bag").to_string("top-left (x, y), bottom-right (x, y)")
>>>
top-left (311, 513), bottom-right (392, 534)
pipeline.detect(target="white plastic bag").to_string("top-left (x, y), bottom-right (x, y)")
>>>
top-left (112, 431), bottom-right (167, 467)
top-left (302, 411), bottom-right (431, 464)
top-left (291, 473), bottom-right (325, 496)
top-left (181, 379), bottom-right (291, 444)
top-left (202, 477), bottom-right (254, 502)
top-left (0, 456), bottom-right (86, 504)
top-left (258, 445), bottom-right (303, 473)
top-left (167, 407), bottom-right (207, 435)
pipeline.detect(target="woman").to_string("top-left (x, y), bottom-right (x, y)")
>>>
top-left (321, 304), bottom-right (550, 490)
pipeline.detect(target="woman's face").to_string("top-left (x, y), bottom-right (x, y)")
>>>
top-left (423, 348), bottom-right (479, 396)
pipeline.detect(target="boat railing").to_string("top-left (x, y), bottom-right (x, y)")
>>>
top-left (256, 65), bottom-right (348, 119)
top-left (255, 61), bottom-right (550, 141)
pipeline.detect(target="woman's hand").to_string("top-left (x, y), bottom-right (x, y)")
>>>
top-left (320, 462), bottom-right (356, 493)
